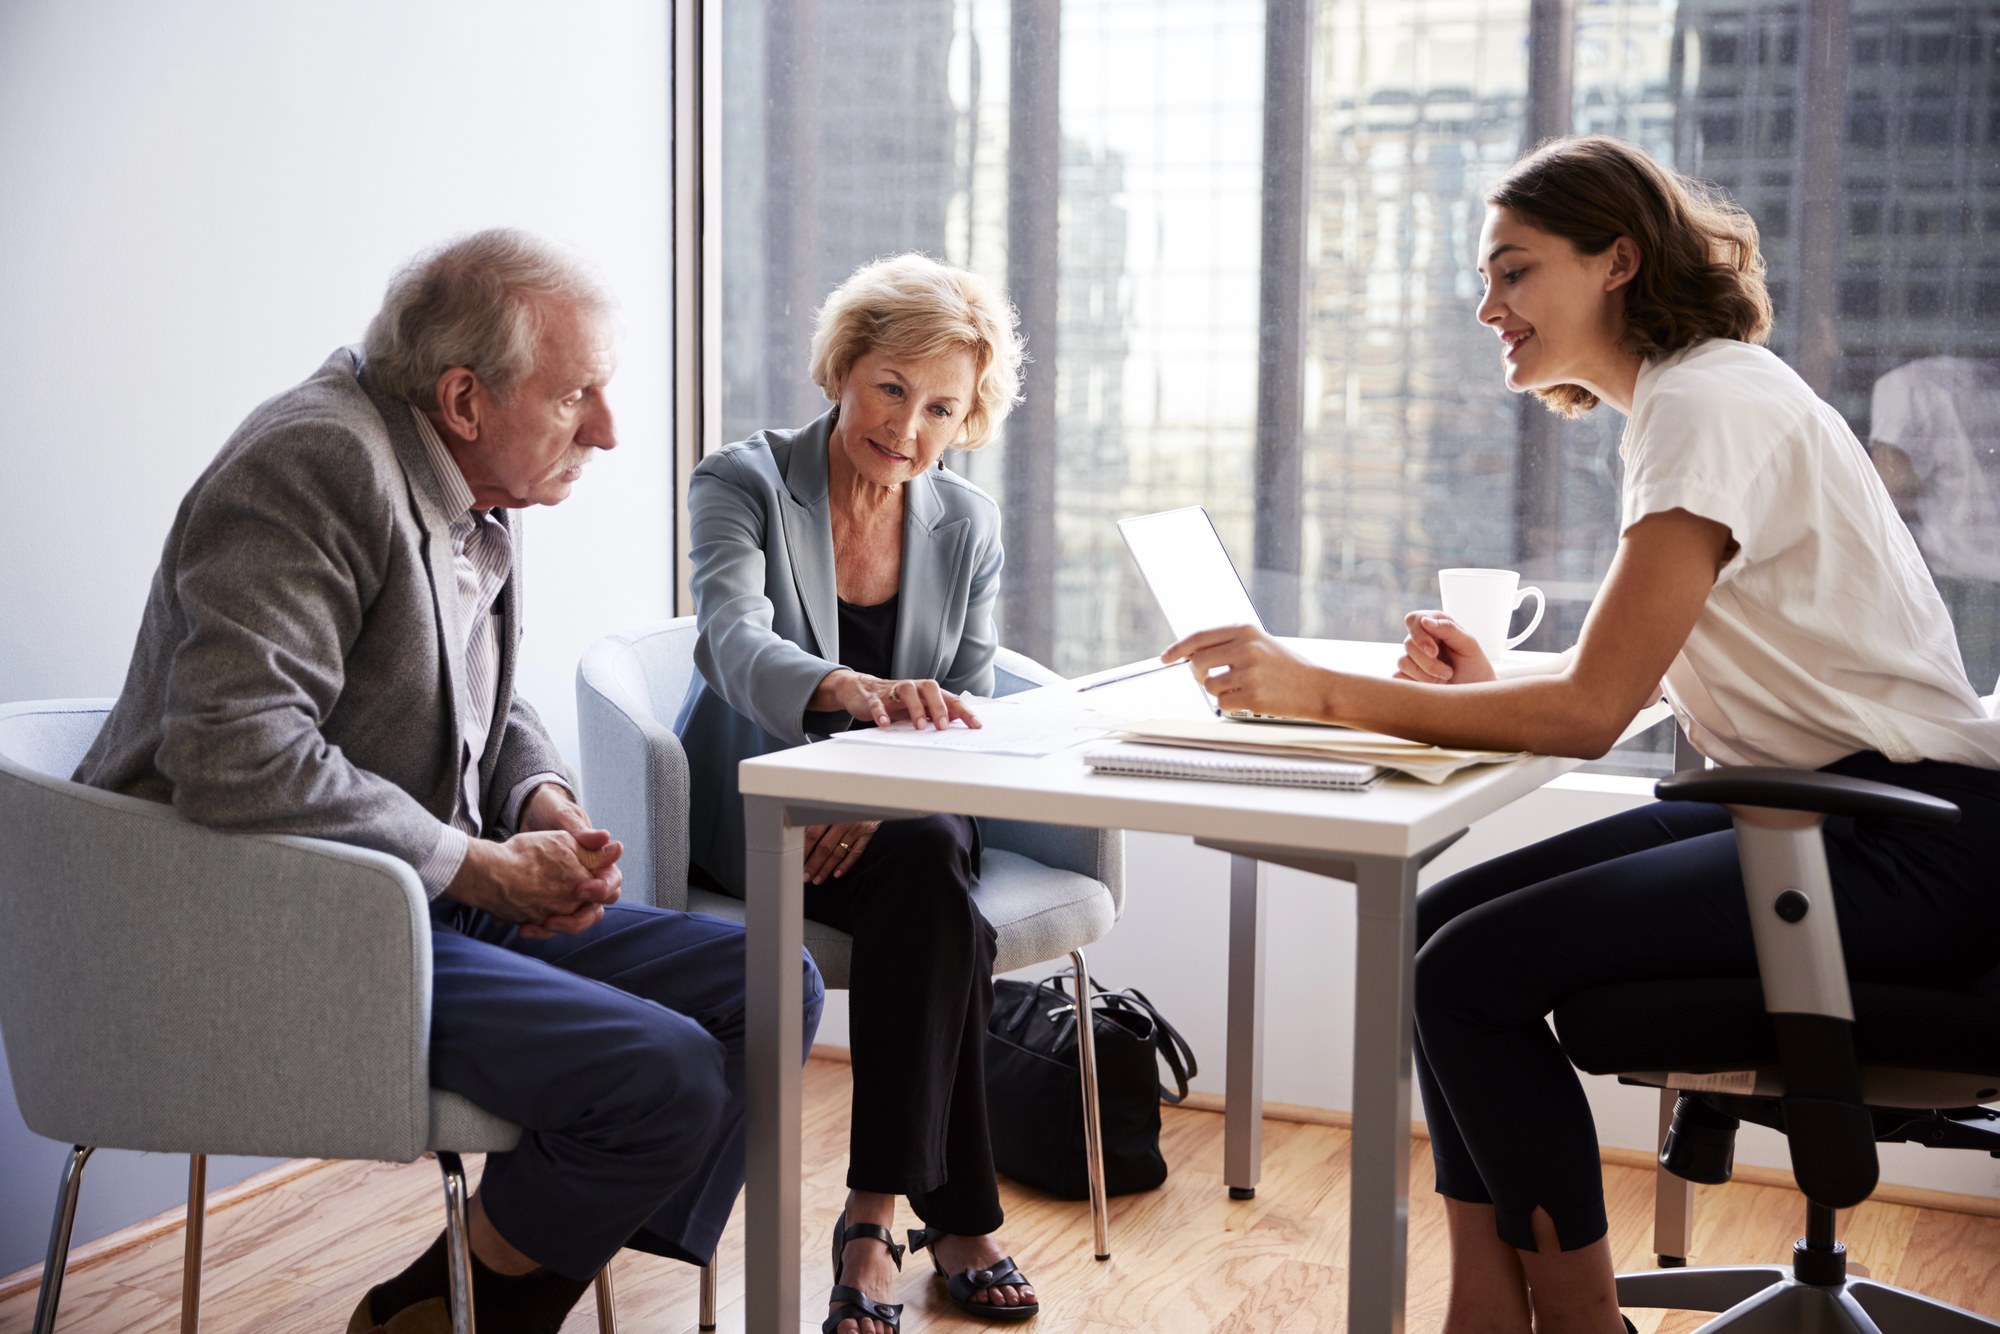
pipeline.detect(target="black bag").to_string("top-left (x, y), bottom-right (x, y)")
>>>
top-left (984, 970), bottom-right (1197, 1200)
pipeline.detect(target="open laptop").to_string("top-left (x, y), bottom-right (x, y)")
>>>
top-left (1116, 506), bottom-right (1340, 726)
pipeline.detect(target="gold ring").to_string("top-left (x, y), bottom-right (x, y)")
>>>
top-left (838, 841), bottom-right (851, 851)
top-left (888, 683), bottom-right (901, 701)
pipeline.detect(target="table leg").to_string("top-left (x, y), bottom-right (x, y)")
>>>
top-left (1225, 853), bottom-right (1267, 1199)
top-left (743, 794), bottom-right (804, 1334)
top-left (1349, 853), bottom-right (1419, 1334)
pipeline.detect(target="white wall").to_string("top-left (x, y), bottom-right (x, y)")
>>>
top-left (816, 773), bottom-right (2000, 1203)
top-left (0, 0), bottom-right (672, 1277)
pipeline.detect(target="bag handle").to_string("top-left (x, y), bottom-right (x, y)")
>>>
top-left (1008, 976), bottom-right (1088, 1040)
top-left (1104, 984), bottom-right (1198, 1104)
top-left (1043, 971), bottom-right (1200, 1106)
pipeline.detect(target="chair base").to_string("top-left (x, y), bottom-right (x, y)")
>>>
top-left (1617, 1264), bottom-right (2000, 1332)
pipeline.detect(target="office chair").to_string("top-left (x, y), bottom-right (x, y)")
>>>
top-left (576, 618), bottom-right (1125, 1262)
top-left (0, 699), bottom-right (708, 1334)
top-left (1554, 764), bottom-right (2000, 1331)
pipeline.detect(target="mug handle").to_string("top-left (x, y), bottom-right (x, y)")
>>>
top-left (1503, 586), bottom-right (1546, 650)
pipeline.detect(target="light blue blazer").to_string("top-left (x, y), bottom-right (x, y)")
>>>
top-left (675, 410), bottom-right (1005, 895)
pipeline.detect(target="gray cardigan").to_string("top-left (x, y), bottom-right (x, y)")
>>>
top-left (75, 348), bottom-right (572, 874)
top-left (676, 410), bottom-right (1004, 895)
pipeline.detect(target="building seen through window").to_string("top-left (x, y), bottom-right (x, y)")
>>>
top-left (720, 0), bottom-right (2000, 773)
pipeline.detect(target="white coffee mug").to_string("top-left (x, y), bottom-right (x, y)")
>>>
top-left (1437, 568), bottom-right (1546, 660)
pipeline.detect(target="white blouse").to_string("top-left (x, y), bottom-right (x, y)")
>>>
top-left (1619, 338), bottom-right (2000, 771)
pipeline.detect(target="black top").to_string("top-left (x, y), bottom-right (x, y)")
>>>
top-left (837, 591), bottom-right (900, 684)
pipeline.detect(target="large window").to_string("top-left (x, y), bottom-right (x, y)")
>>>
top-left (712, 0), bottom-right (2000, 772)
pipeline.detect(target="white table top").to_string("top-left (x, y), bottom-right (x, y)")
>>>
top-left (739, 639), bottom-right (1669, 860)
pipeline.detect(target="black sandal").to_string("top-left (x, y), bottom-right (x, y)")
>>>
top-left (906, 1227), bottom-right (1040, 1323)
top-left (823, 1211), bottom-right (905, 1334)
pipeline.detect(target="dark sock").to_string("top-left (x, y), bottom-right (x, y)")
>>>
top-left (366, 1231), bottom-right (449, 1324)
top-left (365, 1230), bottom-right (592, 1334)
top-left (466, 1253), bottom-right (593, 1334)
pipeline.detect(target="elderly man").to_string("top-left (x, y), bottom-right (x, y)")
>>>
top-left (76, 229), bottom-right (824, 1334)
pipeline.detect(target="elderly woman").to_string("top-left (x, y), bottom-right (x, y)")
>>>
top-left (675, 255), bottom-right (1035, 1334)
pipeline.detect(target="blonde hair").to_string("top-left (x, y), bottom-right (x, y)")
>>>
top-left (363, 228), bottom-right (613, 408)
top-left (809, 254), bottom-right (1024, 449)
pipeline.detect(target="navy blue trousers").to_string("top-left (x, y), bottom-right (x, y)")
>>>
top-left (1413, 752), bottom-right (2000, 1253)
top-left (428, 900), bottom-right (825, 1280)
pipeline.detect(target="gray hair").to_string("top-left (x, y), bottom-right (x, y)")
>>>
top-left (361, 228), bottom-right (613, 407)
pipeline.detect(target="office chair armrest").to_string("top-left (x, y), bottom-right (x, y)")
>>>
top-left (577, 663), bottom-right (691, 911)
top-left (1655, 766), bottom-right (1960, 824)
top-left (1654, 763), bottom-right (1943, 1206)
top-left (0, 766), bottom-right (433, 1163)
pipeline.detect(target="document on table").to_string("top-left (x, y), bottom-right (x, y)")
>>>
top-left (1113, 717), bottom-right (1523, 784)
top-left (826, 693), bottom-right (1124, 758)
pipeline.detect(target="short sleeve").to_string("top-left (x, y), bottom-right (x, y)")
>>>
top-left (1620, 362), bottom-right (1805, 580)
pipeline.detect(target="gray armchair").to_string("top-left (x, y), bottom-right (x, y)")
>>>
top-left (0, 699), bottom-right (697, 1334)
top-left (576, 617), bottom-right (1125, 1258)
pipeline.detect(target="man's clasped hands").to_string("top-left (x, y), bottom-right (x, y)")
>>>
top-left (446, 783), bottom-right (625, 939)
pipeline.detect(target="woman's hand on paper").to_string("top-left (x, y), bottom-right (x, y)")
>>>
top-left (812, 669), bottom-right (982, 731)
top-left (1161, 624), bottom-right (1334, 720)
top-left (1397, 613), bottom-right (1496, 685)
top-left (804, 820), bottom-right (880, 883)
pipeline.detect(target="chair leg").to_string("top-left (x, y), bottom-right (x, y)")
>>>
top-left (181, 1154), bottom-right (207, 1334)
top-left (1070, 949), bottom-right (1111, 1261)
top-left (593, 1261), bottom-right (618, 1334)
top-left (699, 1257), bottom-right (718, 1330)
top-left (31, 1145), bottom-right (94, 1334)
top-left (438, 1152), bottom-right (476, 1334)
top-left (1654, 1087), bottom-right (1693, 1266)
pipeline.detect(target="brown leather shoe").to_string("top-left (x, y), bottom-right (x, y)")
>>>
top-left (346, 1292), bottom-right (452, 1334)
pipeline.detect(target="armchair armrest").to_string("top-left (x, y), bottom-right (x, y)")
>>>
top-left (981, 648), bottom-right (1125, 917)
top-left (980, 818), bottom-right (1125, 920)
top-left (577, 656), bottom-right (691, 911)
top-left (0, 763), bottom-right (434, 1164)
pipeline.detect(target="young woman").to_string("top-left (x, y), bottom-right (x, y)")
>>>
top-left (1164, 137), bottom-right (2000, 1334)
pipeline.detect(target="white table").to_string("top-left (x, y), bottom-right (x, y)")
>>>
top-left (737, 639), bottom-right (1667, 1332)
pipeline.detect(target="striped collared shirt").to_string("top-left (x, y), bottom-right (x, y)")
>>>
top-left (409, 407), bottom-right (567, 897)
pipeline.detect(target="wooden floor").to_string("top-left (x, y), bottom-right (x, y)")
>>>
top-left (7, 1055), bottom-right (1999, 1333)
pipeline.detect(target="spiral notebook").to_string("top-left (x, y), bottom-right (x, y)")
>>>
top-left (1084, 742), bottom-right (1384, 790)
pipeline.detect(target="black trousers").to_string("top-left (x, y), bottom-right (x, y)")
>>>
top-left (1413, 751), bottom-right (2000, 1254)
top-left (802, 813), bottom-right (1004, 1236)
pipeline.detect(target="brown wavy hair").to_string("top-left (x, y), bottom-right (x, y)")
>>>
top-left (1488, 136), bottom-right (1773, 416)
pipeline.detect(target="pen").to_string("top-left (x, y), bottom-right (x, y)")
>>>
top-left (1073, 659), bottom-right (1182, 693)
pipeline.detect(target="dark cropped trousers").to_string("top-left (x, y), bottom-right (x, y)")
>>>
top-left (1413, 751), bottom-right (2000, 1253)
top-left (802, 813), bottom-right (1005, 1237)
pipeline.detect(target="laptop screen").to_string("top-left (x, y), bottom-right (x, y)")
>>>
top-left (1116, 507), bottom-right (1264, 642)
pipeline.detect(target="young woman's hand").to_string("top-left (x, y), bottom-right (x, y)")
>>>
top-left (1397, 613), bottom-right (1496, 685)
top-left (811, 669), bottom-right (982, 731)
top-left (1161, 623), bottom-right (1336, 720)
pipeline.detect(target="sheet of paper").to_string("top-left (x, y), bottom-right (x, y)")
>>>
top-left (1113, 717), bottom-right (1524, 783)
top-left (826, 694), bottom-right (1121, 758)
